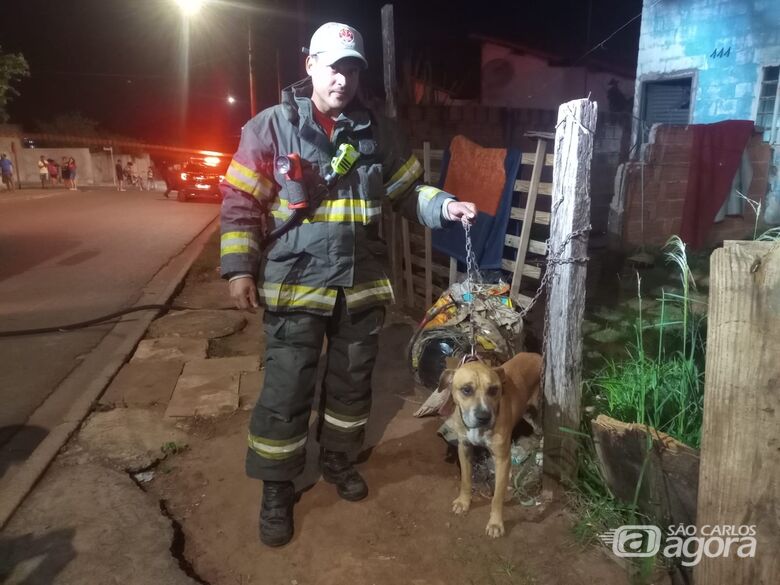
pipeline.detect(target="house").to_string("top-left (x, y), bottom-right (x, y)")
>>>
top-left (619, 0), bottom-right (780, 243)
top-left (475, 35), bottom-right (636, 113)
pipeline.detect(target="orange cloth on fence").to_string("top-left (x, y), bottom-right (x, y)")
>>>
top-left (442, 135), bottom-right (507, 216)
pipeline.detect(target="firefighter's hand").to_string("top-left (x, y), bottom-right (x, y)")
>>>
top-left (446, 201), bottom-right (477, 225)
top-left (228, 276), bottom-right (259, 312)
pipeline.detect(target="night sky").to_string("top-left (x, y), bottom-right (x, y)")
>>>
top-left (1, 0), bottom-right (642, 152)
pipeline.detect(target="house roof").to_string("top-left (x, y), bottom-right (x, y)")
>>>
top-left (471, 34), bottom-right (636, 79)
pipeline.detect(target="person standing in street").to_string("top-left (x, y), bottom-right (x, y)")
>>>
top-left (116, 159), bottom-right (126, 191)
top-left (162, 162), bottom-right (181, 198)
top-left (47, 158), bottom-right (59, 184)
top-left (37, 155), bottom-right (49, 188)
top-left (220, 22), bottom-right (477, 548)
top-left (60, 156), bottom-right (69, 185)
top-left (67, 157), bottom-right (77, 190)
top-left (1, 154), bottom-right (15, 191)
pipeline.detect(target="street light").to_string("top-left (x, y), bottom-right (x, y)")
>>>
top-left (173, 0), bottom-right (257, 117)
top-left (174, 0), bottom-right (204, 16)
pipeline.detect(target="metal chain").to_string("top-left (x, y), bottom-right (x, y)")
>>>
top-left (519, 224), bottom-right (591, 319)
top-left (463, 220), bottom-right (480, 359)
top-left (523, 223), bottom-right (591, 396)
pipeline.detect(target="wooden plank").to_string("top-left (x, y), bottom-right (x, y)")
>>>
top-left (390, 211), bottom-right (403, 307)
top-left (514, 179), bottom-right (552, 195)
top-left (414, 148), bottom-right (444, 162)
top-left (409, 256), bottom-right (449, 278)
top-left (695, 242), bottom-right (780, 585)
top-left (422, 142), bottom-right (431, 183)
top-left (500, 259), bottom-right (541, 280)
top-left (510, 207), bottom-right (551, 226)
top-left (410, 255), bottom-right (449, 278)
top-left (424, 227), bottom-right (434, 307)
top-left (401, 218), bottom-right (414, 306)
top-left (504, 234), bottom-right (547, 256)
top-left (381, 5), bottom-right (397, 119)
top-left (409, 232), bottom-right (425, 248)
top-left (422, 142), bottom-right (435, 308)
top-left (521, 152), bottom-right (555, 167)
top-left (513, 292), bottom-right (533, 307)
top-left (412, 274), bottom-right (443, 297)
top-left (591, 415), bottom-right (699, 528)
top-left (510, 139), bottom-right (548, 300)
top-left (542, 98), bottom-right (597, 485)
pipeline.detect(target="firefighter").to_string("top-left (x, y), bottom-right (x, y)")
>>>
top-left (220, 21), bottom-right (477, 547)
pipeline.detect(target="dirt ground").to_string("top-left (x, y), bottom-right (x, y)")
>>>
top-left (2, 234), bottom-right (637, 585)
top-left (144, 311), bottom-right (632, 585)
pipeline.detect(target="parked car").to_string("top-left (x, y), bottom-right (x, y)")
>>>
top-left (174, 156), bottom-right (228, 203)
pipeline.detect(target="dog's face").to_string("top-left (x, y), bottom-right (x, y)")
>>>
top-left (440, 362), bottom-right (505, 430)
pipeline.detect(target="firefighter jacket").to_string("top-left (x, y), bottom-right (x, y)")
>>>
top-left (219, 78), bottom-right (454, 315)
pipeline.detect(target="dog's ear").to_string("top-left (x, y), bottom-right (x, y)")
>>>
top-left (493, 366), bottom-right (507, 385)
top-left (437, 369), bottom-right (456, 417)
top-left (439, 368), bottom-right (455, 390)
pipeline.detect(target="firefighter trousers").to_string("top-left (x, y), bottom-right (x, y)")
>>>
top-left (246, 291), bottom-right (385, 481)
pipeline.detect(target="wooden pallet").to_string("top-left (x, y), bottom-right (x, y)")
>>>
top-left (389, 136), bottom-right (553, 312)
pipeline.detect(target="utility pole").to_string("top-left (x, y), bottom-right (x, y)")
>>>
top-left (248, 20), bottom-right (257, 117)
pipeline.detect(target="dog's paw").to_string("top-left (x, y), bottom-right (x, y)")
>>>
top-left (485, 519), bottom-right (505, 538)
top-left (451, 496), bottom-right (471, 515)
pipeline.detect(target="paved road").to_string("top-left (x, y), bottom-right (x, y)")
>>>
top-left (0, 186), bottom-right (219, 445)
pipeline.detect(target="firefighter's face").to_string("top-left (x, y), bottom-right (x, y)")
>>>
top-left (306, 56), bottom-right (361, 116)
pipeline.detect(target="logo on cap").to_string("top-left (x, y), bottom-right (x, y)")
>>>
top-left (338, 27), bottom-right (355, 46)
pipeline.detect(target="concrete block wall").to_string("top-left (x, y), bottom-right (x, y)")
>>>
top-left (0, 131), bottom-right (153, 187)
top-left (636, 0), bottom-right (780, 124)
top-left (593, 113), bottom-right (633, 233)
top-left (622, 124), bottom-right (770, 247)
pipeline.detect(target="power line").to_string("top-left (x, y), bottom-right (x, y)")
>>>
top-left (575, 0), bottom-right (662, 65)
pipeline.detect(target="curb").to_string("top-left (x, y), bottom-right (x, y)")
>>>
top-left (0, 216), bottom-right (220, 529)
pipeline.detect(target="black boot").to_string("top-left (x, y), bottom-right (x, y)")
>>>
top-left (259, 480), bottom-right (295, 547)
top-left (320, 448), bottom-right (368, 502)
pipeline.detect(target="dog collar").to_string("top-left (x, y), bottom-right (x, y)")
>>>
top-left (459, 353), bottom-right (483, 367)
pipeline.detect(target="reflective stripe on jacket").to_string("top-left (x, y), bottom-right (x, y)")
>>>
top-left (219, 78), bottom-right (454, 315)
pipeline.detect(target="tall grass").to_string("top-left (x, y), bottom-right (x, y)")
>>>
top-left (756, 226), bottom-right (780, 241)
top-left (586, 236), bottom-right (705, 448)
top-left (569, 236), bottom-right (707, 582)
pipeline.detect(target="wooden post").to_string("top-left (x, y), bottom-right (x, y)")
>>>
top-left (401, 218), bottom-right (414, 306)
top-left (381, 5), bottom-right (397, 119)
top-left (542, 98), bottom-right (597, 484)
top-left (390, 211), bottom-right (404, 307)
top-left (510, 138), bottom-right (548, 302)
top-left (381, 4), bottom-right (401, 303)
top-left (695, 241), bottom-right (779, 585)
top-left (423, 141), bottom-right (434, 307)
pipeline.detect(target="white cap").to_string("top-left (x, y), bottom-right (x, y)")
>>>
top-left (308, 22), bottom-right (367, 68)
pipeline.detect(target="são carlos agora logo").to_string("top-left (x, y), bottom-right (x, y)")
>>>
top-left (599, 524), bottom-right (757, 567)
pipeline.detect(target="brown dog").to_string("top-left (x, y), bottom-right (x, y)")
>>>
top-left (439, 352), bottom-right (542, 537)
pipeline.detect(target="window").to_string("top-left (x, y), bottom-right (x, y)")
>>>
top-left (757, 66), bottom-right (780, 144)
top-left (640, 77), bottom-right (693, 142)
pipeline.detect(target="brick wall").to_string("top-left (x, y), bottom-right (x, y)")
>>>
top-left (622, 124), bottom-right (770, 248)
top-left (397, 104), bottom-right (557, 151)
